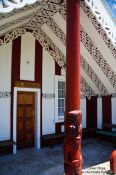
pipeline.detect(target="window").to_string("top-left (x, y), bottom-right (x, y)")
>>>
top-left (55, 75), bottom-right (65, 122)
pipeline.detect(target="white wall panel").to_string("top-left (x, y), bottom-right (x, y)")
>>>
top-left (0, 42), bottom-right (12, 141)
top-left (0, 42), bottom-right (12, 91)
top-left (42, 49), bottom-right (55, 93)
top-left (81, 98), bottom-right (86, 128)
top-left (0, 98), bottom-right (11, 141)
top-left (42, 49), bottom-right (55, 135)
top-left (20, 32), bottom-right (35, 81)
top-left (97, 97), bottom-right (102, 129)
top-left (42, 99), bottom-right (55, 135)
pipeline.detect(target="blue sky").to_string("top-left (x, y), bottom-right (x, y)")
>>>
top-left (105, 0), bottom-right (116, 19)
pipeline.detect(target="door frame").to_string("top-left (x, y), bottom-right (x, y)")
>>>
top-left (13, 87), bottom-right (41, 154)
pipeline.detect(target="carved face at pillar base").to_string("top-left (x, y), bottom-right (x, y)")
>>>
top-left (65, 111), bottom-right (82, 144)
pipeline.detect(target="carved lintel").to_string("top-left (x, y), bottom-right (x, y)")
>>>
top-left (15, 81), bottom-right (40, 88)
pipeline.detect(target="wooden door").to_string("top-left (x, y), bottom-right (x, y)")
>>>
top-left (17, 92), bottom-right (35, 149)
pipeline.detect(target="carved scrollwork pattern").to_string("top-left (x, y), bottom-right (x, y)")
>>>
top-left (80, 0), bottom-right (116, 58)
top-left (80, 55), bottom-right (108, 95)
top-left (80, 25), bottom-right (116, 90)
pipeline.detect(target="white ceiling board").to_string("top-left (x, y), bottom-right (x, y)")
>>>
top-left (81, 8), bottom-right (116, 74)
top-left (0, 7), bottom-right (39, 26)
top-left (52, 12), bottom-right (66, 34)
top-left (81, 67), bottom-right (100, 94)
top-left (0, 20), bottom-right (28, 36)
top-left (81, 42), bottom-right (115, 94)
top-left (41, 23), bottom-right (66, 56)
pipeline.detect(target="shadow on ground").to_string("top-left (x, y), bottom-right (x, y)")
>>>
top-left (0, 138), bottom-right (115, 175)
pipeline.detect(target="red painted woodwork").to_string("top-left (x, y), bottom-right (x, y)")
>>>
top-left (102, 96), bottom-right (112, 130)
top-left (11, 37), bottom-right (21, 139)
top-left (64, 111), bottom-right (82, 175)
top-left (86, 96), bottom-right (97, 129)
top-left (64, 0), bottom-right (82, 174)
top-left (66, 0), bottom-right (80, 112)
top-left (55, 61), bottom-right (61, 75)
top-left (35, 40), bottom-right (42, 85)
top-left (55, 122), bottom-right (64, 134)
top-left (110, 150), bottom-right (116, 174)
top-left (10, 37), bottom-right (43, 145)
top-left (35, 40), bottom-right (43, 141)
top-left (17, 92), bottom-right (35, 149)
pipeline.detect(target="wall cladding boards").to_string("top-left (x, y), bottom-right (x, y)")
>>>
top-left (20, 32), bottom-right (35, 81)
top-left (1, 32), bottom-right (116, 141)
top-left (0, 42), bottom-right (12, 141)
top-left (0, 33), bottom-right (43, 142)
top-left (0, 42), bottom-right (12, 91)
top-left (42, 49), bottom-right (55, 135)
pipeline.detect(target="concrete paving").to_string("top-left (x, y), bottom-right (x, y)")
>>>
top-left (0, 138), bottom-right (115, 175)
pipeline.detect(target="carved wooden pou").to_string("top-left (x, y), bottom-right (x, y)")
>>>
top-left (64, 110), bottom-right (82, 175)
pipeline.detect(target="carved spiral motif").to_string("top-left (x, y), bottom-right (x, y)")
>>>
top-left (0, 0), bottom-right (39, 13)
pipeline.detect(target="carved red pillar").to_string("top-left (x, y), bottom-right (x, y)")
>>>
top-left (64, 0), bottom-right (82, 175)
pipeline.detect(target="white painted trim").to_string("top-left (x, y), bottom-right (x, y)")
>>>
top-left (55, 75), bottom-right (65, 122)
top-left (13, 87), bottom-right (40, 154)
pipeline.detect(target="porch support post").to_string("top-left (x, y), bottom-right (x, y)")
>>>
top-left (64, 0), bottom-right (82, 174)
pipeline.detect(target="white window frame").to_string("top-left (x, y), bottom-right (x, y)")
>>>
top-left (55, 75), bottom-right (65, 122)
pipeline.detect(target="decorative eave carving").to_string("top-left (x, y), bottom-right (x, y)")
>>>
top-left (84, 0), bottom-right (116, 47)
top-left (0, 0), bottom-right (40, 13)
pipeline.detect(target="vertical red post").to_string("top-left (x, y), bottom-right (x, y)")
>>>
top-left (64, 0), bottom-right (82, 175)
top-left (66, 0), bottom-right (80, 112)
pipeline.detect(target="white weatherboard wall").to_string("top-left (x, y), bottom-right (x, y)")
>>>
top-left (0, 42), bottom-right (12, 91)
top-left (81, 98), bottom-right (86, 128)
top-left (0, 98), bottom-right (11, 141)
top-left (20, 32), bottom-right (35, 81)
top-left (42, 49), bottom-right (55, 135)
top-left (111, 97), bottom-right (116, 131)
top-left (0, 42), bottom-right (12, 141)
top-left (97, 97), bottom-right (102, 129)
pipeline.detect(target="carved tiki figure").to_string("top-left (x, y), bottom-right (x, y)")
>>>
top-left (64, 110), bottom-right (82, 175)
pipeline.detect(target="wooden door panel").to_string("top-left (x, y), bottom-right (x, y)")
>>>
top-left (17, 92), bottom-right (35, 149)
top-left (17, 134), bottom-right (25, 145)
top-left (17, 106), bottom-right (25, 117)
top-left (25, 106), bottom-right (34, 117)
top-left (24, 94), bottom-right (34, 104)
top-left (26, 133), bottom-right (34, 143)
top-left (25, 119), bottom-right (34, 130)
top-left (17, 120), bottom-right (24, 132)
top-left (17, 94), bottom-right (25, 104)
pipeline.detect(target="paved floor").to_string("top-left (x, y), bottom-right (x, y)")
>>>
top-left (0, 138), bottom-right (115, 175)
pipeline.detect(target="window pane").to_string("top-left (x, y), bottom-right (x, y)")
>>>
top-left (62, 90), bottom-right (65, 98)
top-left (58, 99), bottom-right (64, 107)
top-left (58, 90), bottom-right (65, 98)
top-left (58, 81), bottom-right (65, 89)
top-left (62, 82), bottom-right (65, 89)
top-left (58, 81), bottom-right (63, 89)
top-left (58, 90), bottom-right (63, 98)
top-left (58, 107), bottom-right (64, 116)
